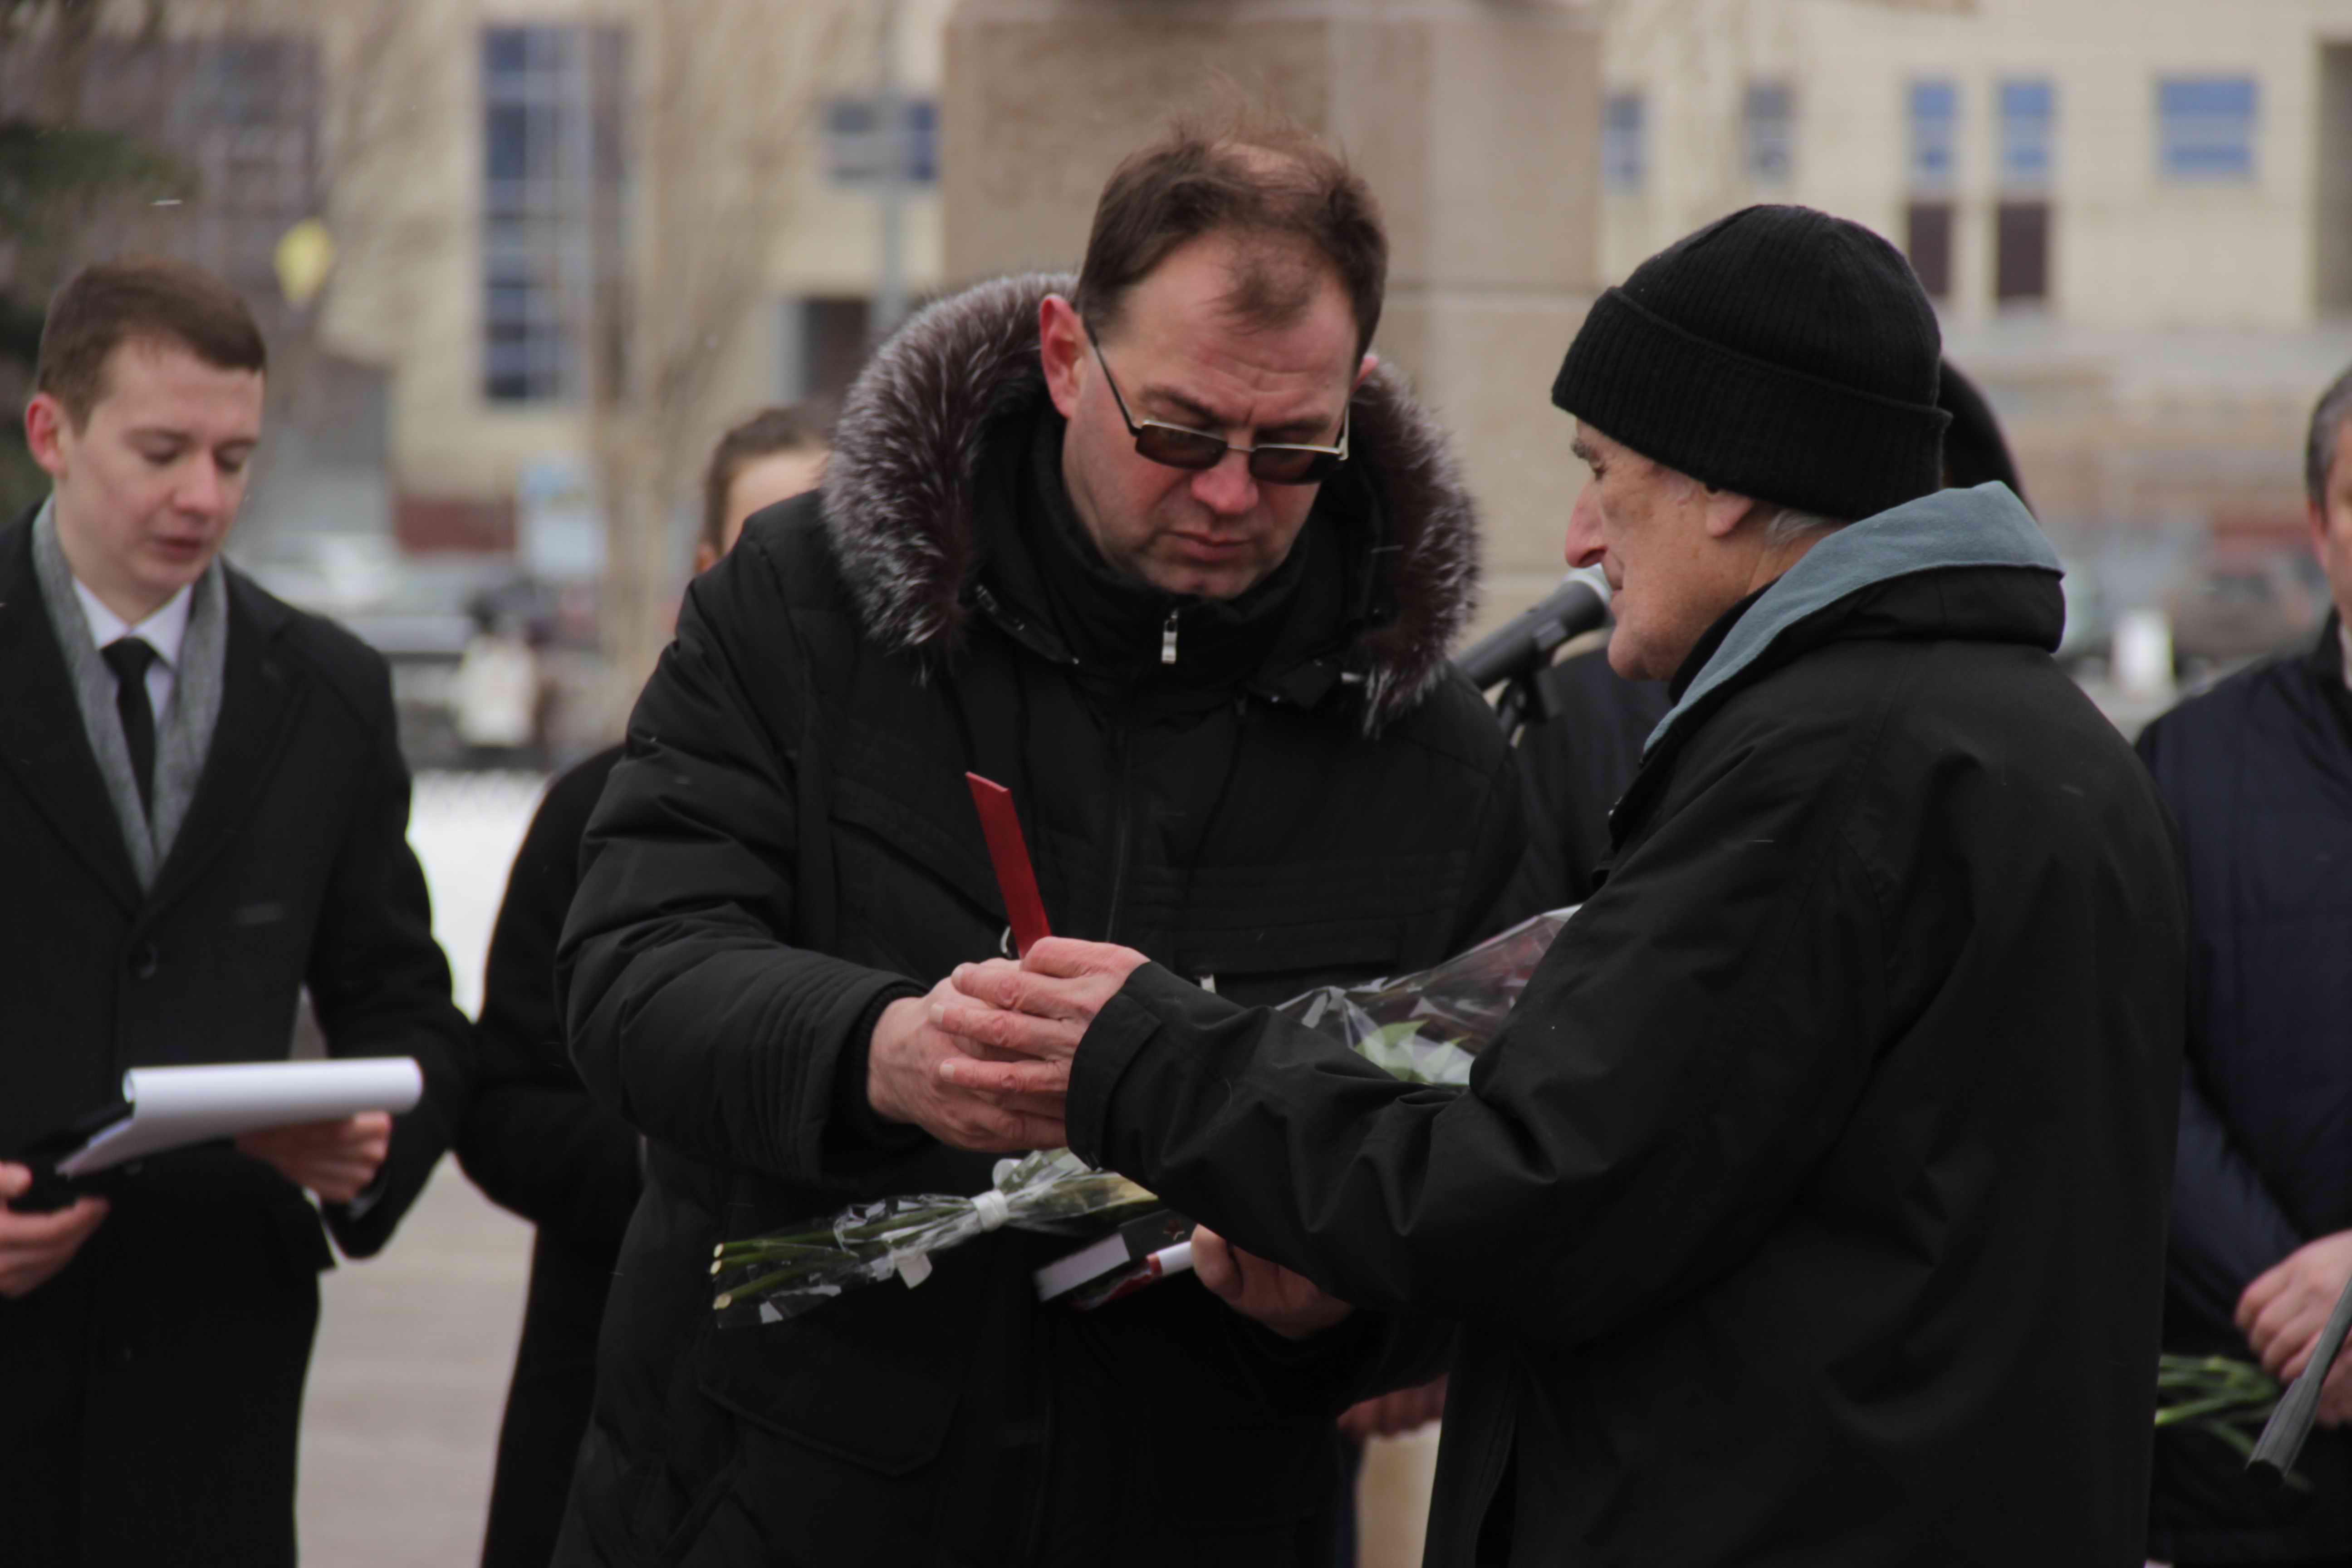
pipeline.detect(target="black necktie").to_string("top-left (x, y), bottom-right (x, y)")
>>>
top-left (101, 636), bottom-right (160, 820)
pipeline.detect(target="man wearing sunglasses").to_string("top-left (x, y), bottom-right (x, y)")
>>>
top-left (548, 110), bottom-right (1527, 1566)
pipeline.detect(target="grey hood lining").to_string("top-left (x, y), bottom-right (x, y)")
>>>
top-left (1645, 481), bottom-right (2061, 757)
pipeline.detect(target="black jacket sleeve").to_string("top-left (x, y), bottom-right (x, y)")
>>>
top-left (1067, 713), bottom-right (1883, 1347)
top-left (307, 656), bottom-right (473, 1259)
top-left (455, 748), bottom-right (643, 1261)
top-left (556, 540), bottom-right (923, 1181)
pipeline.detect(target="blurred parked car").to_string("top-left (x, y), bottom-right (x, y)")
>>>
top-left (2165, 549), bottom-right (2327, 676)
top-left (235, 534), bottom-right (550, 769)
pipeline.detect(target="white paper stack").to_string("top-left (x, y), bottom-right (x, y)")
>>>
top-left (55, 1058), bottom-right (424, 1178)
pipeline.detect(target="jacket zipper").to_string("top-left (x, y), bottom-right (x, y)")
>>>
top-left (1160, 610), bottom-right (1179, 666)
top-left (1102, 726), bottom-right (1135, 942)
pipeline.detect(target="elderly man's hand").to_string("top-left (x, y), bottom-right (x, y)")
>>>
top-left (929, 937), bottom-right (1152, 1099)
top-left (1193, 1224), bottom-right (1352, 1341)
top-left (0, 1162), bottom-right (109, 1298)
top-left (2237, 1230), bottom-right (2352, 1386)
top-left (236, 1112), bottom-right (393, 1205)
top-left (868, 976), bottom-right (1068, 1152)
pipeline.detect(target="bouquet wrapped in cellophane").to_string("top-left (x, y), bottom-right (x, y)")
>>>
top-left (710, 907), bottom-right (1580, 1327)
top-left (2154, 1352), bottom-right (2308, 1487)
top-left (713, 1150), bottom-right (1159, 1326)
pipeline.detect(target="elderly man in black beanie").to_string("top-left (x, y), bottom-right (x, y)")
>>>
top-left (932, 205), bottom-right (2190, 1566)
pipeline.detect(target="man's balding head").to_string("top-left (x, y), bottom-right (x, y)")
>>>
top-left (1072, 107), bottom-right (1387, 359)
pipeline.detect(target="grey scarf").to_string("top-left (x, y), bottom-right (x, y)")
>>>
top-left (30, 499), bottom-right (229, 887)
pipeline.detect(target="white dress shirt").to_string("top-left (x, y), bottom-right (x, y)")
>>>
top-left (72, 576), bottom-right (194, 725)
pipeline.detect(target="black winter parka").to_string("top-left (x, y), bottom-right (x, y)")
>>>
top-left (2137, 616), bottom-right (2352, 1564)
top-left (1066, 484), bottom-right (2190, 1567)
top-left (551, 276), bottom-right (1525, 1567)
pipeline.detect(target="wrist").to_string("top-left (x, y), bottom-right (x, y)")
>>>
top-left (867, 996), bottom-right (926, 1125)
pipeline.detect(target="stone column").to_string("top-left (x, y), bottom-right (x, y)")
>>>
top-left (941, 0), bottom-right (1602, 640)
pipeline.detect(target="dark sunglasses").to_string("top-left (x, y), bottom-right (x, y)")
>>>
top-left (1086, 324), bottom-right (1350, 486)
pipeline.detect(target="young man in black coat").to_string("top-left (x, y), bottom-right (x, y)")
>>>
top-left (0, 261), bottom-right (468, 1565)
top-left (2137, 366), bottom-right (2352, 1566)
top-left (550, 115), bottom-right (1523, 1566)
top-left (457, 405), bottom-right (829, 1568)
top-left (940, 206), bottom-right (2190, 1567)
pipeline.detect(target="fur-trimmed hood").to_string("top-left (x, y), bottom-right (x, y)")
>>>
top-left (821, 273), bottom-right (1480, 729)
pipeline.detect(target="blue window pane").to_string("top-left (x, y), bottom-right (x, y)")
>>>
top-left (1744, 82), bottom-right (1794, 183)
top-left (904, 99), bottom-right (938, 184)
top-left (484, 29), bottom-right (529, 78)
top-left (486, 104), bottom-right (530, 181)
top-left (2158, 75), bottom-right (2257, 181)
top-left (2161, 77), bottom-right (2255, 117)
top-left (2000, 79), bottom-right (2053, 120)
top-left (824, 97), bottom-right (938, 186)
top-left (1908, 79), bottom-right (1957, 189)
top-left (1604, 92), bottom-right (1646, 192)
top-left (1999, 77), bottom-right (2055, 188)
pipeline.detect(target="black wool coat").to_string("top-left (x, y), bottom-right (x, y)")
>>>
top-left (0, 511), bottom-right (470, 1568)
top-left (2138, 615), bottom-right (2352, 1565)
top-left (550, 275), bottom-right (1526, 1568)
top-left (1067, 485), bottom-right (2190, 1567)
top-left (1512, 643), bottom-right (1669, 906)
top-left (456, 742), bottom-right (640, 1568)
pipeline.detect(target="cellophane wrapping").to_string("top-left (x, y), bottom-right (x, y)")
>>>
top-left (711, 907), bottom-right (1578, 1326)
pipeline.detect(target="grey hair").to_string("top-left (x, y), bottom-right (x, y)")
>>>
top-left (2306, 363), bottom-right (2352, 507)
top-left (1763, 506), bottom-right (1847, 550)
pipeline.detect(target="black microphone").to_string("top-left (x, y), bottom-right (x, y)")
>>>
top-left (1456, 571), bottom-right (1612, 691)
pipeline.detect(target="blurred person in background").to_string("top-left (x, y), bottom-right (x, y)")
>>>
top-left (551, 109), bottom-right (1524, 1567)
top-left (2137, 364), bottom-right (2352, 1568)
top-left (0, 258), bottom-right (468, 1567)
top-left (456, 403), bottom-right (830, 1568)
top-left (934, 205), bottom-right (2187, 1566)
top-left (451, 596), bottom-right (544, 771)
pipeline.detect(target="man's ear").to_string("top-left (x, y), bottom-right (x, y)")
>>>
top-left (24, 392), bottom-right (70, 478)
top-left (1702, 486), bottom-right (1766, 541)
top-left (1355, 352), bottom-right (1378, 388)
top-left (1040, 295), bottom-right (1086, 420)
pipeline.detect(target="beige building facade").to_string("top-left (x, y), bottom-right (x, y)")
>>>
top-left (304, 0), bottom-right (953, 552)
top-left (1600, 0), bottom-right (2352, 559)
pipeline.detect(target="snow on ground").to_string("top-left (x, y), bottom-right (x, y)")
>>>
top-left (406, 770), bottom-right (548, 1018)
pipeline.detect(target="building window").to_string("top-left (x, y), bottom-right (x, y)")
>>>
top-left (823, 97), bottom-right (938, 186)
top-left (187, 36), bottom-right (319, 295)
top-left (1906, 203), bottom-right (1953, 300)
top-left (480, 25), bottom-right (629, 405)
top-left (780, 296), bottom-right (872, 404)
top-left (1999, 78), bottom-right (2055, 188)
top-left (1995, 79), bottom-right (2054, 308)
top-left (1603, 92), bottom-right (1646, 193)
top-left (2158, 75), bottom-right (2258, 181)
top-left (1744, 81), bottom-right (1794, 183)
top-left (1995, 201), bottom-right (2051, 305)
top-left (1908, 79), bottom-right (1958, 191)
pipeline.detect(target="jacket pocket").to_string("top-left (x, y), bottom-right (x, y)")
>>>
top-left (695, 1316), bottom-right (958, 1476)
top-left (686, 1323), bottom-right (962, 1564)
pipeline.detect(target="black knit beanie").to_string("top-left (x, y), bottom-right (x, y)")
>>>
top-left (1551, 205), bottom-right (1950, 522)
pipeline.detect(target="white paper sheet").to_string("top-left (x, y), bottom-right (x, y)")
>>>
top-left (56, 1058), bottom-right (424, 1177)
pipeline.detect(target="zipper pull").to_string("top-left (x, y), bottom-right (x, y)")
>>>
top-left (1160, 610), bottom-right (1179, 666)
